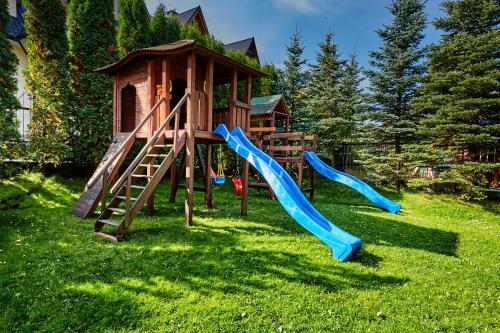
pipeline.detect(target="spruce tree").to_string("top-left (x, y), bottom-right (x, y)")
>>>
top-left (68, 0), bottom-right (117, 169)
top-left (23, 0), bottom-right (73, 165)
top-left (0, 0), bottom-right (20, 142)
top-left (117, 0), bottom-right (151, 56)
top-left (304, 32), bottom-right (347, 158)
top-left (361, 0), bottom-right (426, 188)
top-left (339, 53), bottom-right (364, 125)
top-left (283, 28), bottom-right (308, 131)
top-left (150, 4), bottom-right (169, 46)
top-left (412, 0), bottom-right (499, 198)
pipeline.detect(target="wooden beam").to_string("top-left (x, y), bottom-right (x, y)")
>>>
top-left (241, 73), bottom-right (251, 216)
top-left (250, 127), bottom-right (277, 132)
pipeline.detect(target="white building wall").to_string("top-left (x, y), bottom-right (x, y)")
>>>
top-left (10, 40), bottom-right (31, 140)
top-left (8, 0), bottom-right (16, 16)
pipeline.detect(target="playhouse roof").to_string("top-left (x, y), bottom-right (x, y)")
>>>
top-left (250, 95), bottom-right (288, 116)
top-left (96, 40), bottom-right (265, 79)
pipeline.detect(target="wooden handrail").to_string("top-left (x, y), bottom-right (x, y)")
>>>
top-left (87, 96), bottom-right (166, 189)
top-left (234, 101), bottom-right (250, 109)
top-left (110, 93), bottom-right (189, 195)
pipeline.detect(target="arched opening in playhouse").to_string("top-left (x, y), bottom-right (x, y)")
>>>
top-left (120, 84), bottom-right (136, 133)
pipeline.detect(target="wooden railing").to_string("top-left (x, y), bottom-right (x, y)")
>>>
top-left (231, 101), bottom-right (251, 132)
top-left (86, 96), bottom-right (167, 190)
top-left (110, 93), bottom-right (189, 195)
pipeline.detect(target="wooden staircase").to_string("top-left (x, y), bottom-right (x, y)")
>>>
top-left (93, 92), bottom-right (188, 241)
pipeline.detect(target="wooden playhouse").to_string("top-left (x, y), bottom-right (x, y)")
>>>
top-left (73, 40), bottom-right (265, 241)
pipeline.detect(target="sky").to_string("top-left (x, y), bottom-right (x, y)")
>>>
top-left (144, 0), bottom-right (445, 70)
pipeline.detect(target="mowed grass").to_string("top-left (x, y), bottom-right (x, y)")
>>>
top-left (0, 173), bottom-right (498, 332)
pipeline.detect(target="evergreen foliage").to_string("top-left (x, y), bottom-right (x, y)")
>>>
top-left (411, 0), bottom-right (500, 199)
top-left (260, 63), bottom-right (285, 96)
top-left (0, 0), bottom-right (20, 142)
top-left (23, 0), bottom-right (73, 166)
top-left (180, 23), bottom-right (225, 54)
top-left (164, 11), bottom-right (181, 44)
top-left (361, 0), bottom-right (427, 188)
top-left (117, 0), bottom-right (151, 56)
top-left (0, 0), bottom-right (21, 177)
top-left (339, 53), bottom-right (365, 128)
top-left (304, 32), bottom-right (347, 157)
top-left (68, 0), bottom-right (118, 169)
top-left (150, 4), bottom-right (169, 46)
top-left (283, 29), bottom-right (308, 132)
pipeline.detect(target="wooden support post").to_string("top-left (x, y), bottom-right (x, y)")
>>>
top-left (240, 74), bottom-right (251, 216)
top-left (230, 68), bottom-right (237, 129)
top-left (204, 144), bottom-right (214, 208)
top-left (162, 58), bottom-right (170, 127)
top-left (298, 135), bottom-right (305, 189)
top-left (185, 52), bottom-right (196, 225)
top-left (206, 59), bottom-right (214, 131)
top-left (310, 164), bottom-right (316, 200)
top-left (145, 60), bottom-right (155, 215)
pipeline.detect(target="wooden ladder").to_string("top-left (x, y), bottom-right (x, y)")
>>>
top-left (94, 92), bottom-right (188, 241)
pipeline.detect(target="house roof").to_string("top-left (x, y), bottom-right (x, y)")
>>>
top-left (174, 6), bottom-right (198, 24)
top-left (96, 39), bottom-right (266, 79)
top-left (224, 37), bottom-right (259, 62)
top-left (250, 95), bottom-right (287, 116)
top-left (6, 3), bottom-right (26, 41)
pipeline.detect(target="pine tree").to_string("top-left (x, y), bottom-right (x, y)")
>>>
top-left (304, 32), bottom-right (347, 157)
top-left (23, 0), bottom-right (73, 165)
top-left (117, 0), bottom-right (151, 56)
top-left (68, 0), bottom-right (117, 169)
top-left (283, 28), bottom-right (308, 131)
top-left (0, 0), bottom-right (20, 142)
top-left (361, 0), bottom-right (426, 188)
top-left (150, 4), bottom-right (169, 46)
top-left (411, 0), bottom-right (500, 199)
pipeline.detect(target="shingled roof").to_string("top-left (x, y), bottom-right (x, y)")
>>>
top-left (224, 37), bottom-right (259, 62)
top-left (250, 95), bottom-right (287, 116)
top-left (6, 2), bottom-right (26, 41)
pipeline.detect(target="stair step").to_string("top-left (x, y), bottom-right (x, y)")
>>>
top-left (131, 174), bottom-right (153, 179)
top-left (154, 144), bottom-right (172, 148)
top-left (116, 195), bottom-right (137, 201)
top-left (129, 185), bottom-right (146, 190)
top-left (97, 219), bottom-right (122, 228)
top-left (107, 207), bottom-right (126, 214)
top-left (146, 154), bottom-right (168, 158)
top-left (94, 231), bottom-right (121, 242)
top-left (139, 164), bottom-right (161, 168)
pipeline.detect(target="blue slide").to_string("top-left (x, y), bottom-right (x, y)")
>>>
top-left (304, 151), bottom-right (401, 214)
top-left (213, 124), bottom-right (362, 261)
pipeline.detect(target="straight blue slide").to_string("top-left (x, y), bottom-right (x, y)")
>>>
top-left (213, 124), bottom-right (362, 261)
top-left (304, 151), bottom-right (401, 214)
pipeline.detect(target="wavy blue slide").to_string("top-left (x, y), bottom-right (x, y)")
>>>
top-left (304, 151), bottom-right (401, 214)
top-left (213, 124), bottom-right (362, 261)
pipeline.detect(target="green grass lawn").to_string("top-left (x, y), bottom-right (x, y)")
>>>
top-left (0, 173), bottom-right (498, 332)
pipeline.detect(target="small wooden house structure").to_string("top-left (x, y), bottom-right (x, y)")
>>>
top-left (73, 40), bottom-right (264, 241)
top-left (250, 94), bottom-right (289, 132)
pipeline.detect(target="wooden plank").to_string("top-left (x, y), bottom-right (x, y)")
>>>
top-left (250, 127), bottom-right (276, 132)
top-left (234, 101), bottom-right (250, 109)
top-left (267, 146), bottom-right (304, 152)
top-left (273, 156), bottom-right (303, 163)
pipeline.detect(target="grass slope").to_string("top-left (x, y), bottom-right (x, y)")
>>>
top-left (0, 174), bottom-right (498, 332)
